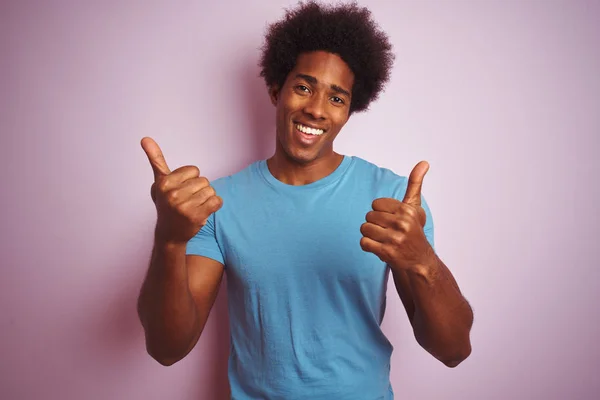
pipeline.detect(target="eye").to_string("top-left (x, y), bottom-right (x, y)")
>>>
top-left (331, 96), bottom-right (345, 104)
top-left (295, 85), bottom-right (310, 93)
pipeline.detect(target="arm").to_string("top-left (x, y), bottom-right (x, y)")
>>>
top-left (137, 240), bottom-right (224, 366)
top-left (137, 137), bottom-right (224, 366)
top-left (360, 161), bottom-right (473, 367)
top-left (391, 256), bottom-right (473, 367)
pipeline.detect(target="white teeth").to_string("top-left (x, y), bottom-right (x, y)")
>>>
top-left (296, 124), bottom-right (324, 136)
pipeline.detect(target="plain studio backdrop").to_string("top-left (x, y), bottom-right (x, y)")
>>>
top-left (1, 0), bottom-right (598, 399)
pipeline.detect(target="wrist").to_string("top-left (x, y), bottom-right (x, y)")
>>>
top-left (150, 237), bottom-right (188, 276)
top-left (155, 237), bottom-right (187, 252)
top-left (154, 224), bottom-right (188, 250)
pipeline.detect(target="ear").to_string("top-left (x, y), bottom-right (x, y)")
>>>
top-left (268, 85), bottom-right (280, 106)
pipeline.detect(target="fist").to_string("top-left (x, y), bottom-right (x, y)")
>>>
top-left (141, 137), bottom-right (223, 244)
top-left (360, 161), bottom-right (434, 272)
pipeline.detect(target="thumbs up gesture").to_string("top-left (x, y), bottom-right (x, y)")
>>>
top-left (141, 137), bottom-right (223, 244)
top-left (360, 161), bottom-right (434, 272)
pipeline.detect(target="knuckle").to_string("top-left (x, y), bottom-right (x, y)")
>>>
top-left (395, 218), bottom-right (410, 232)
top-left (359, 222), bottom-right (369, 235)
top-left (205, 186), bottom-right (216, 197)
top-left (401, 219), bottom-right (411, 231)
top-left (359, 237), bottom-right (368, 249)
top-left (156, 178), bottom-right (169, 193)
top-left (211, 195), bottom-right (223, 209)
top-left (371, 199), bottom-right (381, 210)
top-left (389, 234), bottom-right (404, 247)
top-left (166, 189), bottom-right (180, 203)
top-left (184, 165), bottom-right (200, 176)
top-left (405, 206), bottom-right (418, 219)
top-left (365, 211), bottom-right (375, 222)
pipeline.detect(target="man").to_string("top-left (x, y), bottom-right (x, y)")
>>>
top-left (137, 2), bottom-right (473, 399)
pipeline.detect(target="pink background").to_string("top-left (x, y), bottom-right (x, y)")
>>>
top-left (1, 1), bottom-right (599, 399)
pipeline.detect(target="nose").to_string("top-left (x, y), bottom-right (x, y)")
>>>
top-left (303, 93), bottom-right (327, 120)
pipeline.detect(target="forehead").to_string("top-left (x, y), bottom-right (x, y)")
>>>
top-left (290, 51), bottom-right (355, 92)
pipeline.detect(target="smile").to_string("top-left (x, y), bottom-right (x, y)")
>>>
top-left (295, 123), bottom-right (324, 136)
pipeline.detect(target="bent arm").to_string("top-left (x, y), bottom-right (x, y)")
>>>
top-left (392, 255), bottom-right (473, 367)
top-left (137, 239), bottom-right (224, 366)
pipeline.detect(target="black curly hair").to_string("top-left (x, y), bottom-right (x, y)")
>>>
top-left (259, 1), bottom-right (394, 114)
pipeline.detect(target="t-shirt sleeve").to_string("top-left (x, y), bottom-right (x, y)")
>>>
top-left (186, 212), bottom-right (225, 265)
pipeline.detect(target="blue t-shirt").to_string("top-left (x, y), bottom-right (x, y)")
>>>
top-left (186, 155), bottom-right (435, 400)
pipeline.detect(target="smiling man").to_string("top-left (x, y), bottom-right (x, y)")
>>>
top-left (137, 2), bottom-right (473, 399)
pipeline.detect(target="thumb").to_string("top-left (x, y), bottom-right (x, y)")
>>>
top-left (141, 137), bottom-right (171, 180)
top-left (402, 161), bottom-right (429, 206)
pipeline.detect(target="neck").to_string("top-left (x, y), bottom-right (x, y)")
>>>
top-left (266, 149), bottom-right (344, 186)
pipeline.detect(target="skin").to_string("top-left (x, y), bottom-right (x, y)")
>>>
top-left (269, 51), bottom-right (473, 367)
top-left (360, 161), bottom-right (474, 367)
top-left (137, 50), bottom-right (473, 369)
top-left (137, 137), bottom-right (225, 366)
top-left (267, 51), bottom-right (354, 185)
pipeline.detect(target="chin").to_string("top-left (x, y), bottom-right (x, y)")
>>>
top-left (284, 147), bottom-right (319, 165)
top-left (277, 135), bottom-right (317, 165)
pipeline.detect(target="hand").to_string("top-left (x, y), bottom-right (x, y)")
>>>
top-left (360, 161), bottom-right (435, 272)
top-left (141, 137), bottom-right (223, 244)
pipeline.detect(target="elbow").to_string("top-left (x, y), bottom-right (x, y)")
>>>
top-left (154, 355), bottom-right (180, 367)
top-left (143, 327), bottom-right (202, 366)
top-left (138, 318), bottom-right (182, 366)
top-left (143, 330), bottom-right (190, 367)
top-left (440, 343), bottom-right (472, 368)
top-left (442, 357), bottom-right (465, 368)
top-left (146, 344), bottom-right (184, 367)
top-left (415, 330), bottom-right (472, 368)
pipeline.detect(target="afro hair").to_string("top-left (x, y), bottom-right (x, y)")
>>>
top-left (259, 1), bottom-right (394, 113)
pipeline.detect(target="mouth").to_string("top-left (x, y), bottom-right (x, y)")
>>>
top-left (293, 122), bottom-right (326, 146)
top-left (294, 122), bottom-right (326, 136)
top-left (293, 122), bottom-right (325, 146)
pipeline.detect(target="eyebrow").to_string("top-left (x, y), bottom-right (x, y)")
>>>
top-left (295, 73), bottom-right (351, 98)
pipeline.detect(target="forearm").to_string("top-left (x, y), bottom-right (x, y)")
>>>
top-left (137, 239), bottom-right (200, 365)
top-left (408, 256), bottom-right (473, 367)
